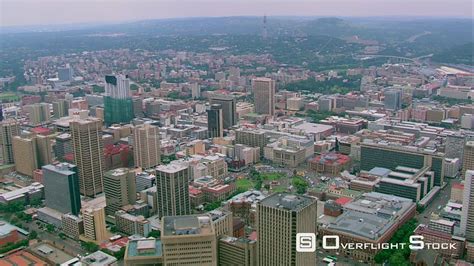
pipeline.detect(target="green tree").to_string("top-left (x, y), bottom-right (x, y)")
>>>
top-left (0, 239), bottom-right (29, 254)
top-left (81, 241), bottom-right (99, 253)
top-left (204, 201), bottom-right (221, 211)
top-left (46, 224), bottom-right (55, 232)
top-left (148, 230), bottom-right (161, 238)
top-left (0, 202), bottom-right (24, 213)
top-left (92, 85), bottom-right (105, 93)
top-left (28, 230), bottom-right (38, 240)
top-left (292, 176), bottom-right (308, 194)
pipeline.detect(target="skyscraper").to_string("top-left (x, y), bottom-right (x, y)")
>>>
top-left (207, 104), bottom-right (223, 138)
top-left (132, 124), bottom-right (161, 169)
top-left (463, 141), bottom-right (474, 174)
top-left (104, 74), bottom-right (134, 125)
top-left (103, 168), bottom-right (137, 216)
top-left (52, 99), bottom-right (69, 119)
top-left (12, 136), bottom-right (38, 177)
top-left (155, 164), bottom-right (191, 218)
top-left (0, 120), bottom-right (20, 164)
top-left (82, 206), bottom-right (108, 242)
top-left (70, 118), bottom-right (104, 197)
top-left (36, 134), bottom-right (53, 167)
top-left (257, 193), bottom-right (317, 266)
top-left (25, 103), bottom-right (50, 125)
top-left (210, 94), bottom-right (237, 129)
top-left (461, 170), bottom-right (474, 241)
top-left (58, 65), bottom-right (73, 82)
top-left (383, 89), bottom-right (403, 111)
top-left (252, 77), bottom-right (275, 116)
top-left (43, 163), bottom-right (81, 215)
top-left (191, 83), bottom-right (201, 99)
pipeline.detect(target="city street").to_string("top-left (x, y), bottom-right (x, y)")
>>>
top-left (28, 221), bottom-right (86, 257)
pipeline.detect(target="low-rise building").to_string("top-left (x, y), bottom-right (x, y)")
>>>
top-left (61, 213), bottom-right (84, 239)
top-left (81, 250), bottom-right (117, 266)
top-left (115, 210), bottom-right (150, 237)
top-left (308, 152), bottom-right (351, 175)
top-left (264, 136), bottom-right (314, 167)
top-left (319, 192), bottom-right (416, 262)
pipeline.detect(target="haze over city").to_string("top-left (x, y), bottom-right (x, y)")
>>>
top-left (1, 0), bottom-right (473, 27)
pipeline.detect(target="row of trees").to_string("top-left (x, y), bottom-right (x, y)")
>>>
top-left (374, 218), bottom-right (418, 265)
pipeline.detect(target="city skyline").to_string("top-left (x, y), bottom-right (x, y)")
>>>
top-left (1, 0), bottom-right (472, 27)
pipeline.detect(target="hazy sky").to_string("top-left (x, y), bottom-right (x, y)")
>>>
top-left (1, 0), bottom-right (472, 27)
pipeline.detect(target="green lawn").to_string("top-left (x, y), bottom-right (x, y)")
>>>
top-left (0, 92), bottom-right (19, 102)
top-left (261, 173), bottom-right (284, 181)
top-left (236, 178), bottom-right (254, 191)
top-left (272, 186), bottom-right (287, 193)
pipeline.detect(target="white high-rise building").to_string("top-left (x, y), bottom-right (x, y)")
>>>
top-left (105, 74), bottom-right (131, 99)
top-left (461, 170), bottom-right (474, 241)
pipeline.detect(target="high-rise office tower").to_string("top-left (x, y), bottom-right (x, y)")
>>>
top-left (191, 83), bottom-right (201, 99)
top-left (461, 170), bottom-right (474, 241)
top-left (12, 136), bottom-right (38, 177)
top-left (104, 74), bottom-right (134, 125)
top-left (463, 141), bottom-right (474, 174)
top-left (383, 89), bottom-right (403, 111)
top-left (207, 104), bottom-right (223, 138)
top-left (161, 214), bottom-right (217, 265)
top-left (54, 133), bottom-right (72, 161)
top-left (0, 105), bottom-right (3, 121)
top-left (252, 77), bottom-right (275, 116)
top-left (0, 120), bottom-right (20, 164)
top-left (82, 206), bottom-right (108, 242)
top-left (58, 65), bottom-right (73, 82)
top-left (257, 193), bottom-right (317, 266)
top-left (132, 124), bottom-right (161, 169)
top-left (36, 134), bottom-right (53, 167)
top-left (43, 163), bottom-right (81, 215)
top-left (70, 118), bottom-right (104, 197)
top-left (132, 97), bottom-right (144, 118)
top-left (103, 168), bottom-right (137, 216)
top-left (52, 99), bottom-right (70, 119)
top-left (210, 94), bottom-right (237, 129)
top-left (155, 164), bottom-right (191, 218)
top-left (446, 134), bottom-right (466, 163)
top-left (25, 103), bottom-right (50, 125)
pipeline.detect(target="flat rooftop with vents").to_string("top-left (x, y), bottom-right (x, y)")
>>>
top-left (322, 192), bottom-right (416, 241)
top-left (259, 193), bottom-right (315, 211)
top-left (162, 214), bottom-right (214, 236)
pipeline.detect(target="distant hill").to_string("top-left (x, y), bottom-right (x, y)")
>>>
top-left (432, 42), bottom-right (474, 65)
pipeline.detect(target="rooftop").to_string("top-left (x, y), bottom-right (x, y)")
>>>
top-left (126, 238), bottom-right (162, 258)
top-left (260, 193), bottom-right (315, 212)
top-left (81, 251), bottom-right (117, 265)
top-left (0, 220), bottom-right (29, 236)
top-left (42, 163), bottom-right (76, 176)
top-left (324, 192), bottom-right (415, 240)
top-left (162, 215), bottom-right (213, 236)
top-left (156, 163), bottom-right (188, 174)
